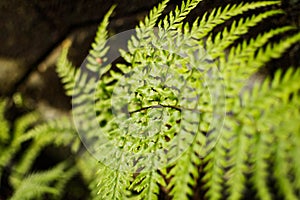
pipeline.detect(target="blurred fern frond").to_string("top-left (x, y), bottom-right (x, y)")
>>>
top-left (0, 98), bottom-right (79, 199)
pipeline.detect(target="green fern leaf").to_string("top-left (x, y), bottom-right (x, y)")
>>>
top-left (130, 170), bottom-right (166, 200)
top-left (9, 163), bottom-right (75, 200)
top-left (0, 99), bottom-right (9, 145)
top-left (192, 1), bottom-right (281, 41)
top-left (94, 163), bottom-right (131, 200)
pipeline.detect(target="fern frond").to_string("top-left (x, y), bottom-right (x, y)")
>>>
top-left (54, 1), bottom-right (300, 199)
top-left (0, 99), bottom-right (10, 185)
top-left (9, 116), bottom-right (79, 188)
top-left (162, 0), bottom-right (202, 31)
top-left (207, 9), bottom-right (284, 59)
top-left (56, 41), bottom-right (77, 97)
top-left (202, 129), bottom-right (228, 200)
top-left (273, 125), bottom-right (298, 200)
top-left (167, 133), bottom-right (205, 200)
top-left (139, 0), bottom-right (169, 30)
top-left (14, 112), bottom-right (40, 139)
top-left (223, 119), bottom-right (253, 200)
top-left (251, 124), bottom-right (273, 200)
top-left (130, 170), bottom-right (165, 200)
top-left (9, 163), bottom-right (75, 200)
top-left (220, 26), bottom-right (294, 91)
top-left (18, 116), bottom-right (78, 149)
top-left (258, 69), bottom-right (300, 200)
top-left (227, 26), bottom-right (294, 66)
top-left (0, 112), bottom-right (39, 185)
top-left (242, 68), bottom-right (300, 112)
top-left (59, 12), bottom-right (116, 197)
top-left (93, 163), bottom-right (131, 200)
top-left (0, 99), bottom-right (9, 145)
top-left (201, 61), bottom-right (300, 200)
top-left (87, 5), bottom-right (115, 73)
top-left (235, 68), bottom-right (300, 200)
top-left (165, 90), bottom-right (209, 200)
top-left (126, 0), bottom-right (202, 67)
top-left (192, 1), bottom-right (281, 41)
top-left (55, 166), bottom-right (78, 199)
top-left (124, 0), bottom-right (169, 65)
top-left (57, 6), bottom-right (115, 97)
top-left (250, 31), bottom-right (300, 68)
top-left (289, 95), bottom-right (300, 193)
